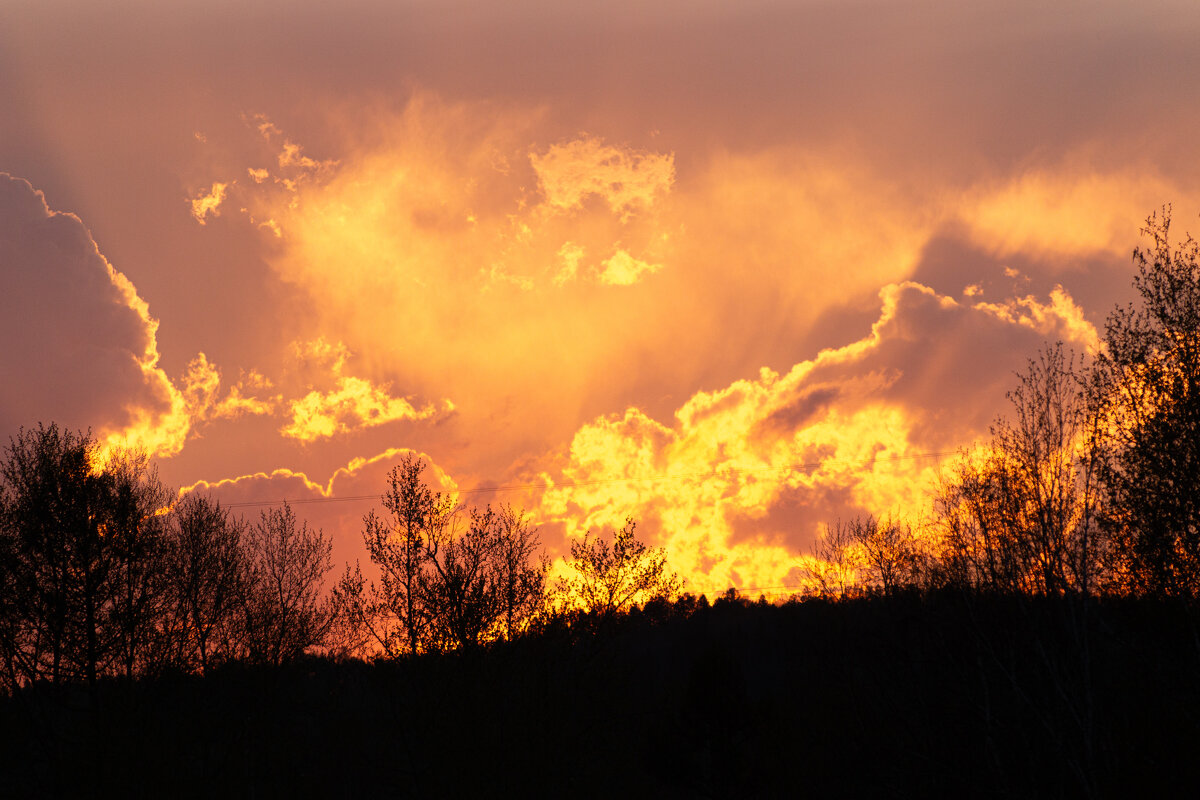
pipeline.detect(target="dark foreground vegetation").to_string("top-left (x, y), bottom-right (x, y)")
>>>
top-left (6, 210), bottom-right (1200, 796)
top-left (3, 591), bottom-right (1200, 798)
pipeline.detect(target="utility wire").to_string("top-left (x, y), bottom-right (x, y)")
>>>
top-left (219, 448), bottom-right (958, 510)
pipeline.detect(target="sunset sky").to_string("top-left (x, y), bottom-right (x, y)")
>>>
top-left (5, 0), bottom-right (1200, 595)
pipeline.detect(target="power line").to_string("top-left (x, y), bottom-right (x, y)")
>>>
top-left (218, 448), bottom-right (959, 510)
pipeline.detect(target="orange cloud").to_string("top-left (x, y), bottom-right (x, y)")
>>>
top-left (533, 280), bottom-right (1101, 594)
top-left (173, 353), bottom-right (280, 424)
top-left (531, 135), bottom-right (675, 219)
top-left (15, 0), bottom-right (1200, 605)
top-left (189, 181), bottom-right (228, 224)
top-left (597, 249), bottom-right (662, 286)
top-left (276, 337), bottom-right (451, 441)
top-left (212, 370), bottom-right (279, 419)
top-left (278, 139), bottom-right (336, 173)
top-left (969, 286), bottom-right (1101, 355)
top-left (290, 337), bottom-right (350, 374)
top-left (177, 96), bottom-right (1200, 591)
top-left (281, 377), bottom-right (452, 442)
top-left (962, 166), bottom-right (1178, 260)
top-left (553, 241), bottom-right (585, 286)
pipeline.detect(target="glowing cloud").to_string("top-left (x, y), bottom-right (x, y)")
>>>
top-left (180, 353), bottom-right (221, 417)
top-left (279, 140), bottom-right (335, 173)
top-left (597, 248), bottom-right (662, 286)
top-left (535, 281), bottom-right (1102, 594)
top-left (553, 241), bottom-right (585, 286)
top-left (181, 447), bottom-right (460, 569)
top-left (0, 173), bottom-right (206, 460)
top-left (531, 136), bottom-right (675, 218)
top-left (189, 182), bottom-right (228, 224)
top-left (279, 337), bottom-right (450, 442)
top-left (10, 0), bottom-right (1200, 603)
top-left (281, 377), bottom-right (451, 442)
top-left (969, 287), bottom-right (1101, 355)
top-left (213, 370), bottom-right (279, 419)
top-left (963, 168), bottom-right (1177, 260)
top-left (290, 337), bottom-right (350, 375)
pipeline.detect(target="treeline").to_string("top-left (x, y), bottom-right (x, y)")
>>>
top-left (332, 458), bottom-right (679, 657)
top-left (0, 426), bottom-right (339, 690)
top-left (0, 429), bottom-right (679, 692)
top-left (4, 208), bottom-right (1200, 689)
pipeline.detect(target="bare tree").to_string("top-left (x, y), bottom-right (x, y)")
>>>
top-left (102, 448), bottom-right (173, 679)
top-left (241, 503), bottom-right (335, 666)
top-left (0, 425), bottom-right (113, 688)
top-left (850, 515), bottom-right (920, 595)
top-left (351, 457), bottom-right (549, 656)
top-left (560, 518), bottom-right (681, 618)
top-left (419, 503), bottom-right (549, 650)
top-left (493, 505), bottom-right (549, 641)
top-left (164, 493), bottom-right (249, 674)
top-left (933, 343), bottom-right (1100, 595)
top-left (806, 519), bottom-right (863, 599)
top-left (1091, 208), bottom-right (1200, 597)
top-left (359, 455), bottom-right (455, 656)
top-left (325, 561), bottom-right (372, 660)
top-left (422, 506), bottom-right (504, 651)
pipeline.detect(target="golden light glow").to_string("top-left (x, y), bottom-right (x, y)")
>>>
top-left (281, 377), bottom-right (451, 442)
top-left (180, 446), bottom-right (442, 500)
top-left (213, 370), bottom-right (279, 419)
top-left (11, 0), bottom-right (1200, 605)
top-left (152, 95), bottom-right (1172, 595)
top-left (964, 285), bottom-right (1102, 356)
top-left (533, 280), bottom-right (1098, 594)
top-left (530, 136), bottom-right (674, 218)
top-left (597, 249), bottom-right (662, 286)
top-left (963, 167), bottom-right (1177, 259)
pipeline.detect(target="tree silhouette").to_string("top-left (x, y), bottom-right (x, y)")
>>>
top-left (1093, 207), bottom-right (1200, 596)
top-left (933, 344), bottom-right (1100, 595)
top-left (0, 425), bottom-right (122, 688)
top-left (241, 502), bottom-right (335, 666)
top-left (163, 492), bottom-right (249, 673)
top-left (560, 518), bottom-right (681, 618)
top-left (847, 515), bottom-right (920, 596)
top-left (806, 518), bottom-right (862, 599)
top-left (492, 504), bottom-right (548, 641)
top-left (358, 454), bottom-right (455, 656)
top-left (422, 506), bottom-right (506, 651)
top-left (351, 456), bottom-right (548, 655)
top-left (103, 448), bottom-right (173, 678)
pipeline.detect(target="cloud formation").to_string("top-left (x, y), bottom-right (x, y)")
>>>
top-left (597, 249), bottom-right (662, 287)
top-left (282, 377), bottom-right (451, 443)
top-left (531, 136), bottom-right (674, 218)
top-left (6, 0), bottom-right (1200, 594)
top-left (535, 281), bottom-right (1100, 592)
top-left (189, 182), bottom-right (227, 225)
top-left (278, 337), bottom-right (451, 442)
top-left (0, 173), bottom-right (196, 457)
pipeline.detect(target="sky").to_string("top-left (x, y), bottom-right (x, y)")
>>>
top-left (4, 0), bottom-right (1200, 596)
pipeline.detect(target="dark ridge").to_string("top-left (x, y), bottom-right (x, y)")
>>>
top-left (3, 593), bottom-right (1199, 798)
